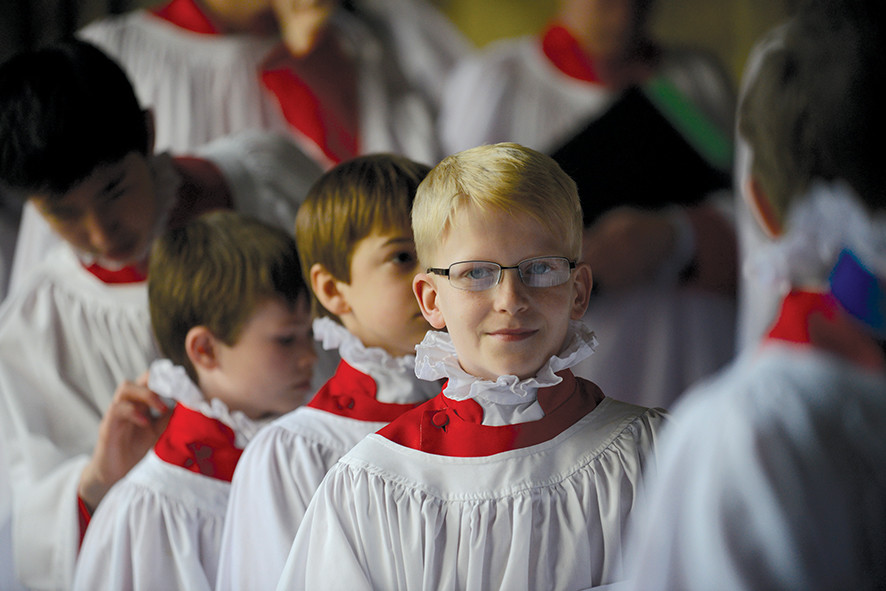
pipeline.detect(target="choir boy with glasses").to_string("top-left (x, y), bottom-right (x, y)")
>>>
top-left (277, 142), bottom-right (668, 590)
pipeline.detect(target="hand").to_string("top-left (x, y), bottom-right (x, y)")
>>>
top-left (272, 0), bottom-right (339, 56)
top-left (582, 207), bottom-right (677, 293)
top-left (78, 373), bottom-right (172, 512)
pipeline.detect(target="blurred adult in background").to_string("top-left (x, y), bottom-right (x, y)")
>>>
top-left (440, 0), bottom-right (738, 409)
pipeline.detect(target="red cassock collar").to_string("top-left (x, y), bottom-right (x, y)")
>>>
top-left (307, 360), bottom-right (426, 422)
top-left (153, 403), bottom-right (243, 482)
top-left (377, 370), bottom-right (604, 457)
top-left (765, 290), bottom-right (886, 371)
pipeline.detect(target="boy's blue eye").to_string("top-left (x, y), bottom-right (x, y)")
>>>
top-left (276, 335), bottom-right (296, 346)
top-left (525, 261), bottom-right (554, 275)
top-left (464, 266), bottom-right (495, 280)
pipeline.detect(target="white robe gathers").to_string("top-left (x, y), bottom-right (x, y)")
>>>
top-left (0, 246), bottom-right (156, 590)
top-left (625, 294), bottom-right (886, 590)
top-left (278, 323), bottom-right (668, 590)
top-left (78, 0), bottom-right (465, 167)
top-left (73, 360), bottom-right (268, 591)
top-left (438, 29), bottom-right (738, 410)
top-left (216, 318), bottom-right (439, 591)
top-left (0, 137), bottom-right (320, 591)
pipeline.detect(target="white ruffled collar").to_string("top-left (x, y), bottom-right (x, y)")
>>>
top-left (744, 181), bottom-right (886, 295)
top-left (148, 359), bottom-right (269, 449)
top-left (313, 317), bottom-right (438, 404)
top-left (413, 321), bottom-right (597, 425)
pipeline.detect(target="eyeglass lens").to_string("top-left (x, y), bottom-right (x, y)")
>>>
top-left (448, 257), bottom-right (572, 291)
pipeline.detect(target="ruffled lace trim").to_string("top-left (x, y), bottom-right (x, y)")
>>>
top-left (744, 181), bottom-right (886, 294)
top-left (414, 321), bottom-right (598, 412)
top-left (148, 359), bottom-right (269, 449)
top-left (312, 317), bottom-right (435, 404)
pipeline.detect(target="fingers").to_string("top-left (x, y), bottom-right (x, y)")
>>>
top-left (111, 380), bottom-right (172, 427)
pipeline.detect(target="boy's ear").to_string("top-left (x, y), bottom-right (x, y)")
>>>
top-left (570, 262), bottom-right (593, 320)
top-left (413, 272), bottom-right (446, 329)
top-left (745, 175), bottom-right (783, 238)
top-left (310, 263), bottom-right (350, 316)
top-left (185, 326), bottom-right (219, 371)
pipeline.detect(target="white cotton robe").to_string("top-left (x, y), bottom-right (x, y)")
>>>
top-left (73, 360), bottom-right (267, 591)
top-left (277, 325), bottom-right (669, 590)
top-left (217, 318), bottom-right (439, 591)
top-left (625, 341), bottom-right (886, 590)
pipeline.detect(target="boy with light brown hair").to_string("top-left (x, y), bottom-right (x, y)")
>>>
top-left (216, 153), bottom-right (440, 590)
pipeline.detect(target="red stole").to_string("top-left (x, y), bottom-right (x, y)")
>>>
top-left (154, 403), bottom-right (243, 482)
top-left (542, 24), bottom-right (603, 84)
top-left (151, 0), bottom-right (220, 35)
top-left (377, 370), bottom-right (604, 457)
top-left (260, 44), bottom-right (359, 165)
top-left (765, 291), bottom-right (886, 371)
top-left (307, 360), bottom-right (424, 422)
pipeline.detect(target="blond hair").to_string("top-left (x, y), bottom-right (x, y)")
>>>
top-left (412, 142), bottom-right (582, 266)
top-left (295, 153), bottom-right (431, 320)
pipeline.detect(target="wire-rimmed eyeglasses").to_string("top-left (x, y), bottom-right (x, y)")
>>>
top-left (427, 256), bottom-right (576, 292)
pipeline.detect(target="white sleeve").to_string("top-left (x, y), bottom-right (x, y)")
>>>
top-left (216, 419), bottom-right (346, 591)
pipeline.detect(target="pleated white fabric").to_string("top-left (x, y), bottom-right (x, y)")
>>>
top-left (79, 11), bottom-right (286, 155)
top-left (0, 245), bottom-right (157, 590)
top-left (217, 319), bottom-right (438, 591)
top-left (624, 345), bottom-right (886, 590)
top-left (278, 398), bottom-right (667, 590)
top-left (78, 3), bottom-right (456, 167)
top-left (439, 36), bottom-right (735, 156)
top-left (73, 451), bottom-right (230, 591)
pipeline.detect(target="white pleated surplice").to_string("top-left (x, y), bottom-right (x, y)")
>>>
top-left (439, 36), bottom-right (734, 157)
top-left (79, 11), bottom-right (286, 154)
top-left (217, 319), bottom-right (438, 591)
top-left (279, 397), bottom-right (666, 590)
top-left (0, 246), bottom-right (156, 590)
top-left (73, 451), bottom-right (229, 591)
top-left (72, 360), bottom-right (269, 591)
top-left (625, 345), bottom-right (886, 590)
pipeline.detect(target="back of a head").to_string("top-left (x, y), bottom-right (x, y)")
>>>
top-left (295, 153), bottom-right (431, 320)
top-left (739, 0), bottom-right (886, 215)
top-left (0, 38), bottom-right (149, 198)
top-left (149, 210), bottom-right (307, 381)
top-left (412, 142), bottom-right (583, 267)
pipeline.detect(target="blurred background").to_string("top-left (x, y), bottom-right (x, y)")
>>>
top-left (2, 0), bottom-right (795, 87)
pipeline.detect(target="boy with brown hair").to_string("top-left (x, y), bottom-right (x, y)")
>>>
top-left (216, 153), bottom-right (439, 590)
top-left (73, 210), bottom-right (315, 590)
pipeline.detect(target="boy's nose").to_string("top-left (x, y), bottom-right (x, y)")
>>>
top-left (492, 268), bottom-right (530, 312)
top-left (85, 212), bottom-right (120, 253)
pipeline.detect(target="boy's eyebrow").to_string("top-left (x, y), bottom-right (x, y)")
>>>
top-left (382, 236), bottom-right (414, 247)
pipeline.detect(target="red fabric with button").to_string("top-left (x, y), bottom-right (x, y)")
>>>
top-left (153, 404), bottom-right (243, 482)
top-left (307, 360), bottom-right (425, 422)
